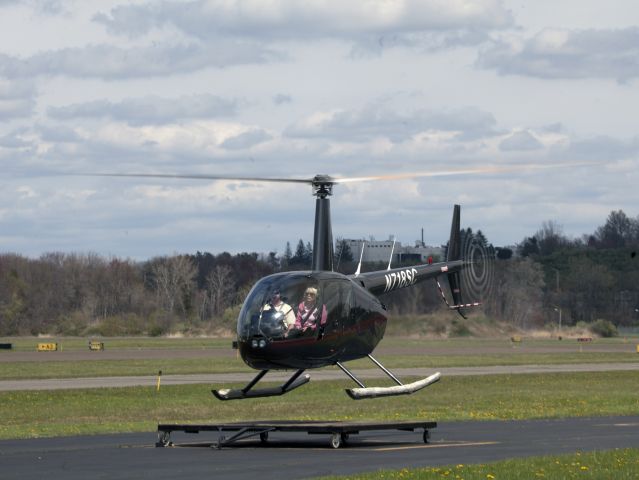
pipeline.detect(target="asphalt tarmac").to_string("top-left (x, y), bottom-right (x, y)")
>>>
top-left (2, 416), bottom-right (638, 479)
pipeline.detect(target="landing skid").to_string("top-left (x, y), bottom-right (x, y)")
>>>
top-left (212, 369), bottom-right (309, 400)
top-left (346, 373), bottom-right (441, 399)
top-left (212, 356), bottom-right (439, 401)
top-left (337, 355), bottom-right (441, 400)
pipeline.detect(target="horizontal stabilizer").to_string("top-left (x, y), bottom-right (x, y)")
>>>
top-left (212, 374), bottom-right (310, 401)
top-left (345, 372), bottom-right (441, 400)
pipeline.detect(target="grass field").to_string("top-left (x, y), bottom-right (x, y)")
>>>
top-left (1, 335), bottom-right (637, 380)
top-left (0, 336), bottom-right (231, 351)
top-left (0, 352), bottom-right (637, 380)
top-left (2, 335), bottom-right (637, 351)
top-left (3, 335), bottom-right (638, 478)
top-left (1, 371), bottom-right (638, 440)
top-left (319, 448), bottom-right (639, 479)
top-left (0, 357), bottom-right (244, 379)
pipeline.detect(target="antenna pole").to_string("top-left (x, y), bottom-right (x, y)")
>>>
top-left (387, 238), bottom-right (396, 271)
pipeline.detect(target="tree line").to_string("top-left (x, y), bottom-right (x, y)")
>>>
top-left (517, 211), bottom-right (639, 330)
top-left (0, 210), bottom-right (637, 336)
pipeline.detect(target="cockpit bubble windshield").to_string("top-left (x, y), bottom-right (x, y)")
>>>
top-left (237, 274), bottom-right (323, 341)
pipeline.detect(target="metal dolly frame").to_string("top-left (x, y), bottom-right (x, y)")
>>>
top-left (157, 419), bottom-right (437, 449)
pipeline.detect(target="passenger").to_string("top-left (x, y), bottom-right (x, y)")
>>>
top-left (293, 287), bottom-right (327, 335)
top-left (262, 289), bottom-right (295, 334)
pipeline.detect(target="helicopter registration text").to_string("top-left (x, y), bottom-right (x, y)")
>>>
top-left (384, 268), bottom-right (418, 293)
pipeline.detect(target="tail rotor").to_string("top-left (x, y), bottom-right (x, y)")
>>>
top-left (440, 205), bottom-right (494, 318)
top-left (460, 230), bottom-right (495, 306)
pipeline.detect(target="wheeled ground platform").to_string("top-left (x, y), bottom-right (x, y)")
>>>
top-left (156, 420), bottom-right (437, 449)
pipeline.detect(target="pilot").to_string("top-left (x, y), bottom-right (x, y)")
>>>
top-left (262, 289), bottom-right (295, 333)
top-left (294, 287), bottom-right (327, 335)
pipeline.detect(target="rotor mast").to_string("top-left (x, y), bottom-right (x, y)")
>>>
top-left (311, 175), bottom-right (334, 272)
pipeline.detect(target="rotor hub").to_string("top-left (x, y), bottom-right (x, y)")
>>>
top-left (311, 175), bottom-right (335, 198)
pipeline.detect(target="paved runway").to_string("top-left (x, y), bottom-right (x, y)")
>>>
top-left (1, 416), bottom-right (638, 479)
top-left (1, 362), bottom-right (638, 391)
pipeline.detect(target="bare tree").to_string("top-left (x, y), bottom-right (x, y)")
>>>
top-left (596, 210), bottom-right (633, 248)
top-left (206, 265), bottom-right (236, 317)
top-left (535, 220), bottom-right (570, 255)
top-left (563, 257), bottom-right (615, 323)
top-left (0, 258), bottom-right (28, 335)
top-left (485, 258), bottom-right (545, 329)
top-left (150, 255), bottom-right (197, 316)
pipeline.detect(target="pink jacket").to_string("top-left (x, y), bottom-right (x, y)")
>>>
top-left (295, 302), bottom-right (327, 331)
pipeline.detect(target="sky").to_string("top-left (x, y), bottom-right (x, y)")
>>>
top-left (1, 0), bottom-right (638, 260)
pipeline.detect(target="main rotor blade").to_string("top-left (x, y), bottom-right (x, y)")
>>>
top-left (84, 173), bottom-right (314, 184)
top-left (81, 161), bottom-right (598, 186)
top-left (331, 162), bottom-right (599, 184)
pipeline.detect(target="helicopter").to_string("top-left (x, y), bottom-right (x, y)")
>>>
top-left (219, 175), bottom-right (479, 400)
top-left (94, 170), bottom-right (503, 400)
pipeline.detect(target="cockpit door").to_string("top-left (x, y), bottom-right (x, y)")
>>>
top-left (319, 278), bottom-right (351, 337)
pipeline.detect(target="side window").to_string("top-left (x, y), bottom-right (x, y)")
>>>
top-left (320, 279), bottom-right (351, 333)
top-left (348, 283), bottom-right (373, 330)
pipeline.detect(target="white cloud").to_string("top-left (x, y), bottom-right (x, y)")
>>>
top-left (2, 1), bottom-right (639, 258)
top-left (564, 135), bottom-right (639, 162)
top-left (499, 130), bottom-right (543, 151)
top-left (220, 128), bottom-right (273, 150)
top-left (273, 93), bottom-right (292, 105)
top-left (48, 94), bottom-right (238, 125)
top-left (0, 42), bottom-right (281, 79)
top-left (478, 27), bottom-right (639, 82)
top-left (285, 104), bottom-right (499, 143)
top-left (24, 119), bottom-right (282, 171)
top-left (0, 79), bottom-right (37, 119)
top-left (0, 0), bottom-right (66, 15)
top-left (0, 128), bottom-right (33, 148)
top-left (94, 0), bottom-right (514, 50)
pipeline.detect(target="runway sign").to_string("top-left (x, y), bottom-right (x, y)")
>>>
top-left (37, 343), bottom-right (58, 351)
top-left (89, 341), bottom-right (105, 351)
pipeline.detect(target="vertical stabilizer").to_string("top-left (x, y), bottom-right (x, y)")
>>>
top-left (447, 204), bottom-right (461, 262)
top-left (446, 205), bottom-right (464, 312)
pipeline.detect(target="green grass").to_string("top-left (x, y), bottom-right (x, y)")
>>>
top-left (0, 357), bottom-right (249, 379)
top-left (1, 335), bottom-right (637, 352)
top-left (318, 449), bottom-right (639, 479)
top-left (345, 351), bottom-right (638, 369)
top-left (0, 336), bottom-right (231, 351)
top-left (371, 336), bottom-right (639, 348)
top-left (1, 334), bottom-right (637, 380)
top-left (2, 371), bottom-right (638, 440)
top-left (1, 351), bottom-right (636, 380)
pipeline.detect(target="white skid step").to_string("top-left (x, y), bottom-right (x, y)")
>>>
top-left (345, 372), bottom-right (441, 400)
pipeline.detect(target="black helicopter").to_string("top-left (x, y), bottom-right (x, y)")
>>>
top-left (95, 171), bottom-right (497, 400)
top-left (220, 175), bottom-right (479, 400)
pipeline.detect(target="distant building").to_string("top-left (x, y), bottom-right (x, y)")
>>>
top-left (344, 236), bottom-right (443, 265)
